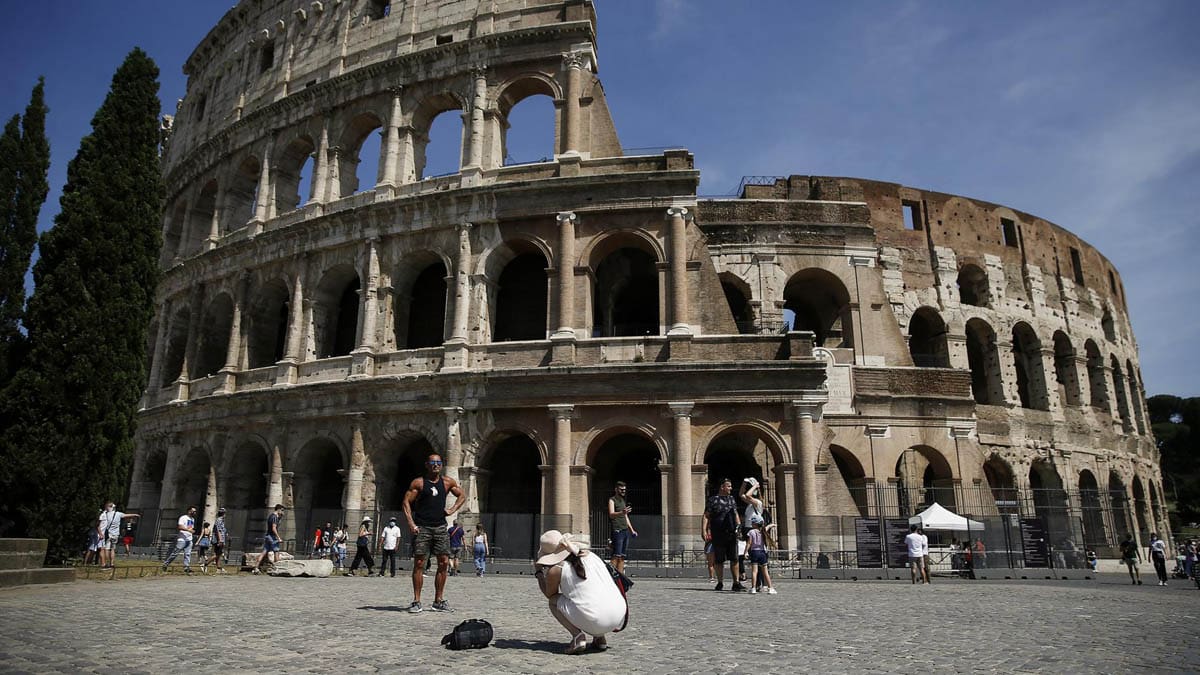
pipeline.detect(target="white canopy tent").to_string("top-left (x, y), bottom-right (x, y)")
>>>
top-left (908, 502), bottom-right (985, 531)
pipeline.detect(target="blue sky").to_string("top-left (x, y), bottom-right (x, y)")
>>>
top-left (0, 1), bottom-right (1197, 396)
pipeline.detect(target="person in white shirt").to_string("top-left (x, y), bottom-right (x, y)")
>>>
top-left (379, 517), bottom-right (404, 578)
top-left (1149, 533), bottom-right (1169, 586)
top-left (904, 524), bottom-right (928, 584)
top-left (161, 506), bottom-right (197, 573)
top-left (97, 501), bottom-right (139, 569)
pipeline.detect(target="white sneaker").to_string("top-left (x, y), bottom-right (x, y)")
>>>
top-left (767, 587), bottom-right (778, 595)
top-left (749, 588), bottom-right (757, 594)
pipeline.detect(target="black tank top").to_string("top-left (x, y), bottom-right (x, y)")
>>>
top-left (414, 477), bottom-right (449, 527)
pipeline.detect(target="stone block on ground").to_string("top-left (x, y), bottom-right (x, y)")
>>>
top-left (268, 558), bottom-right (333, 577)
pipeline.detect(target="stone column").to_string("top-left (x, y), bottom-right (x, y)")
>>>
top-left (173, 286), bottom-right (204, 402)
top-left (203, 465), bottom-right (219, 526)
top-left (668, 402), bottom-right (696, 549)
top-left (666, 207), bottom-right (692, 335)
top-left (774, 463), bottom-right (798, 550)
top-left (792, 394), bottom-right (827, 546)
top-left (323, 146), bottom-right (342, 203)
top-left (560, 50), bottom-right (591, 156)
top-left (146, 298), bottom-right (173, 396)
top-left (343, 418), bottom-right (366, 512)
top-left (379, 88), bottom-right (403, 187)
top-left (252, 136), bottom-right (274, 227)
top-left (443, 223), bottom-right (473, 371)
top-left (443, 407), bottom-right (465, 488)
top-left (351, 239), bottom-right (379, 378)
top-left (551, 212), bottom-right (577, 365)
top-left (218, 274), bottom-right (248, 394)
top-left (266, 442), bottom-right (284, 508)
top-left (205, 188), bottom-right (225, 251)
top-left (548, 404), bottom-right (574, 527)
top-left (275, 257), bottom-right (307, 386)
top-left (464, 68), bottom-right (487, 180)
top-left (311, 117), bottom-right (330, 204)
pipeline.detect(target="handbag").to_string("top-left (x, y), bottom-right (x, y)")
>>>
top-left (602, 560), bottom-right (633, 632)
top-left (441, 619), bottom-right (493, 650)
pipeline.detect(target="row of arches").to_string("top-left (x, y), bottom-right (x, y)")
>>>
top-left (719, 268), bottom-right (854, 346)
top-left (955, 263), bottom-right (1120, 343)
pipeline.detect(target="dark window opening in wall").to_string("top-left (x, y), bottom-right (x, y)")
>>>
top-left (1101, 309), bottom-right (1116, 342)
top-left (1070, 247), bottom-right (1084, 285)
top-left (966, 319), bottom-right (1003, 405)
top-left (902, 200), bottom-right (922, 231)
top-left (908, 308), bottom-right (949, 368)
top-left (1053, 331), bottom-right (1081, 407)
top-left (1084, 340), bottom-right (1108, 410)
top-left (593, 248), bottom-right (659, 337)
top-left (493, 253), bottom-right (548, 342)
top-left (330, 279), bottom-right (360, 357)
top-left (1011, 322), bottom-right (1048, 411)
top-left (406, 263), bottom-right (448, 349)
top-left (367, 1), bottom-right (390, 20)
top-left (1001, 217), bottom-right (1018, 247)
top-left (1108, 270), bottom-right (1117, 294)
top-left (192, 295), bottom-right (234, 379)
top-left (956, 264), bottom-right (989, 307)
top-left (259, 40), bottom-right (275, 74)
top-left (247, 279), bottom-right (290, 369)
top-left (272, 301), bottom-right (289, 363)
top-left (721, 279), bottom-right (754, 334)
top-left (196, 94), bottom-right (207, 121)
top-left (436, 34), bottom-right (453, 45)
top-left (782, 269), bottom-right (853, 348)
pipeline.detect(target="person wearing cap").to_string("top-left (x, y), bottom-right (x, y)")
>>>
top-left (253, 504), bottom-right (286, 574)
top-left (534, 530), bottom-right (626, 655)
top-left (203, 507), bottom-right (229, 573)
top-left (402, 453), bottom-right (466, 613)
top-left (346, 516), bottom-right (375, 576)
top-left (379, 517), bottom-right (403, 578)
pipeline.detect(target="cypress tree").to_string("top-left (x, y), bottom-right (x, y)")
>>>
top-left (0, 78), bottom-right (49, 385)
top-left (0, 52), bottom-right (162, 559)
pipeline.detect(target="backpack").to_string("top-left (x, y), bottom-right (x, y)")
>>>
top-left (441, 619), bottom-right (493, 650)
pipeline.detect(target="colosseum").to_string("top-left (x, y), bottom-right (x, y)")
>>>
top-left (129, 0), bottom-right (1165, 569)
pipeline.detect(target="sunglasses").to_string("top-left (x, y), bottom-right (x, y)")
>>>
top-left (427, 461), bottom-right (443, 466)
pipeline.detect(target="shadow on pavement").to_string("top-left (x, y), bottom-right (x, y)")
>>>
top-left (357, 605), bottom-right (412, 612)
top-left (492, 638), bottom-right (565, 653)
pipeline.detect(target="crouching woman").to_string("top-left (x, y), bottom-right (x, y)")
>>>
top-left (534, 530), bottom-right (626, 654)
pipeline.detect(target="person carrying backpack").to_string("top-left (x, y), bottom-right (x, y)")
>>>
top-left (1119, 534), bottom-right (1142, 585)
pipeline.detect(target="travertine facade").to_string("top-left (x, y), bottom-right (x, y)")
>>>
top-left (130, 0), bottom-right (1164, 560)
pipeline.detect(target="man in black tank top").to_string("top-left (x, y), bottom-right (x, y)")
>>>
top-left (402, 453), bottom-right (465, 613)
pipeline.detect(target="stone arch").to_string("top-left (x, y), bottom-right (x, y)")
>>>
top-left (337, 110), bottom-right (386, 197)
top-left (718, 272), bottom-right (754, 334)
top-left (475, 429), bottom-right (545, 559)
top-left (191, 292), bottom-right (234, 378)
top-left (1077, 469), bottom-right (1106, 548)
top-left (489, 240), bottom-right (550, 342)
top-left (908, 306), bottom-right (949, 367)
top-left (956, 263), bottom-right (989, 307)
top-left (185, 179), bottom-right (218, 255)
top-left (134, 447), bottom-right (167, 539)
top-left (586, 231), bottom-right (663, 338)
top-left (273, 134), bottom-right (317, 213)
top-left (830, 444), bottom-right (868, 517)
top-left (224, 154), bottom-right (260, 230)
top-left (162, 199), bottom-right (188, 264)
top-left (894, 445), bottom-right (956, 514)
top-left (1110, 354), bottom-right (1132, 426)
top-left (1084, 339), bottom-right (1108, 411)
top-left (312, 264), bottom-right (360, 358)
top-left (172, 445), bottom-right (215, 518)
top-left (1148, 479), bottom-right (1163, 537)
top-left (982, 454), bottom-right (1018, 515)
top-left (1126, 359), bottom-right (1146, 433)
top-left (1131, 476), bottom-right (1149, 539)
top-left (160, 304), bottom-right (191, 386)
top-left (371, 431), bottom-right (438, 516)
top-left (1101, 308), bottom-right (1116, 342)
top-left (783, 268), bottom-right (853, 348)
top-left (246, 276), bottom-right (291, 369)
top-left (223, 438), bottom-right (270, 548)
top-left (494, 74), bottom-right (560, 165)
top-left (585, 426), bottom-right (664, 553)
top-left (411, 91), bottom-right (466, 180)
top-left (1052, 331), bottom-right (1081, 407)
top-left (966, 318), bottom-right (1004, 405)
top-left (394, 251), bottom-right (449, 349)
top-left (1029, 459), bottom-right (1073, 546)
top-left (577, 418), bottom-right (669, 467)
top-left (292, 436), bottom-right (347, 539)
top-left (1011, 322), bottom-right (1049, 410)
top-left (697, 421), bottom-right (789, 468)
top-left (1108, 471), bottom-right (1133, 538)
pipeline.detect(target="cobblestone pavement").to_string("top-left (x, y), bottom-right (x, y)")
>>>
top-left (0, 569), bottom-right (1197, 674)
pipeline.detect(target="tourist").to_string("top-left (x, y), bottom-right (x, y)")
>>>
top-left (1184, 540), bottom-right (1196, 580)
top-left (973, 538), bottom-right (987, 569)
top-left (346, 516), bottom-right (374, 576)
top-left (1149, 533), bottom-right (1168, 586)
top-left (253, 504), bottom-right (285, 574)
top-left (919, 526), bottom-right (932, 584)
top-left (447, 520), bottom-right (465, 576)
top-left (702, 478), bottom-right (744, 592)
top-left (1119, 534), bottom-right (1142, 585)
top-left (332, 523), bottom-right (348, 572)
top-left (473, 524), bottom-right (489, 576)
top-left (203, 507), bottom-right (229, 573)
top-left (746, 516), bottom-right (776, 594)
top-left (84, 518), bottom-right (101, 567)
top-left (379, 517), bottom-right (403, 577)
top-left (161, 505), bottom-right (197, 574)
top-left (98, 502), bottom-right (139, 569)
top-left (739, 477), bottom-right (766, 525)
top-left (121, 519), bottom-right (136, 556)
top-left (607, 481), bottom-right (638, 575)
top-left (705, 541), bottom-right (716, 583)
top-left (313, 521), bottom-right (333, 560)
top-left (402, 453), bottom-right (466, 613)
top-left (194, 522), bottom-right (212, 569)
top-left (961, 541), bottom-right (975, 579)
top-left (905, 524), bottom-right (927, 584)
top-left (534, 530), bottom-right (625, 654)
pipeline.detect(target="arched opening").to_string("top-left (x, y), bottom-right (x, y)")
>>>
top-left (1108, 472), bottom-right (1132, 539)
top-left (493, 251), bottom-right (549, 342)
top-left (293, 438), bottom-right (346, 548)
top-left (1012, 322), bottom-right (1048, 410)
top-left (191, 293), bottom-right (234, 379)
top-left (338, 112), bottom-right (385, 197)
top-left (719, 273), bottom-right (754, 334)
top-left (1084, 340), bottom-right (1108, 411)
top-left (830, 445), bottom-right (868, 517)
top-left (274, 135), bottom-right (316, 213)
top-left (172, 448), bottom-right (214, 532)
top-left (1029, 460), bottom-right (1076, 560)
top-left (136, 450), bottom-right (166, 546)
top-left (895, 446), bottom-right (955, 516)
top-left (225, 442), bottom-right (269, 550)
top-left (478, 434), bottom-right (543, 559)
top-left (1052, 331), bottom-right (1081, 407)
top-left (373, 435), bottom-right (436, 519)
top-left (1127, 360), bottom-right (1146, 434)
top-left (186, 180), bottom-right (218, 254)
top-left (703, 431), bottom-right (772, 502)
top-left (983, 456), bottom-right (1018, 516)
top-left (966, 318), bottom-right (1003, 405)
top-left (588, 432), bottom-right (662, 555)
top-left (1110, 354), bottom-right (1132, 428)
top-left (1131, 477), bottom-right (1149, 541)
top-left (399, 260), bottom-right (447, 349)
top-left (246, 278), bottom-right (291, 369)
top-left (1148, 481), bottom-right (1163, 536)
top-left (592, 245), bottom-right (659, 337)
top-left (908, 307), bottom-right (949, 367)
top-left (414, 95), bottom-right (464, 179)
top-left (160, 306), bottom-right (190, 386)
top-left (162, 200), bottom-right (188, 264)
top-left (1078, 469), bottom-right (1106, 550)
top-left (783, 268), bottom-right (852, 348)
top-left (497, 79), bottom-right (556, 166)
top-left (1101, 309), bottom-right (1116, 342)
top-left (956, 263), bottom-right (989, 307)
top-left (224, 155), bottom-right (260, 230)
top-left (313, 265), bottom-right (360, 359)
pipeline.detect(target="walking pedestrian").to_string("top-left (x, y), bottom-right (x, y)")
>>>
top-left (313, 522), bottom-right (333, 560)
top-left (1184, 539), bottom-right (1196, 580)
top-left (473, 524), bottom-right (489, 576)
top-left (253, 504), bottom-right (285, 574)
top-left (447, 521), bottom-right (465, 576)
top-left (607, 482), bottom-right (637, 575)
top-left (1149, 533), bottom-right (1169, 586)
top-left (905, 524), bottom-right (927, 584)
top-left (203, 508), bottom-right (229, 573)
top-left (121, 519), bottom-right (136, 556)
top-left (402, 453), bottom-right (466, 613)
top-left (1119, 534), bottom-right (1142, 585)
top-left (702, 478), bottom-right (744, 592)
top-left (98, 502), bottom-right (139, 569)
top-left (379, 517), bottom-right (403, 577)
top-left (346, 516), bottom-right (374, 576)
top-left (534, 530), bottom-right (625, 655)
top-left (746, 516), bottom-right (776, 594)
top-left (973, 538), bottom-right (987, 569)
top-left (919, 526), bottom-right (932, 583)
top-left (332, 523), bottom-right (348, 572)
top-left (195, 522), bottom-right (212, 569)
top-left (161, 506), bottom-right (197, 573)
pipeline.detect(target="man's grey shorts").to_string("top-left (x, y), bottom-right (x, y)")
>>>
top-left (413, 525), bottom-right (451, 558)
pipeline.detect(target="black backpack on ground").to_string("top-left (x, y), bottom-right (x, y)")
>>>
top-left (441, 619), bottom-right (493, 650)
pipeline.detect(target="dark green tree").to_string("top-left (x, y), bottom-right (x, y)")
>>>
top-left (0, 52), bottom-right (162, 559)
top-left (1148, 394), bottom-right (1200, 525)
top-left (0, 79), bottom-right (50, 385)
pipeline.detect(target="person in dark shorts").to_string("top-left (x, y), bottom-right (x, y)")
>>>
top-left (1119, 534), bottom-right (1142, 585)
top-left (447, 521), bottom-right (465, 576)
top-left (204, 507), bottom-right (229, 573)
top-left (607, 481), bottom-right (638, 575)
top-left (702, 478), bottom-right (744, 591)
top-left (403, 453), bottom-right (465, 613)
top-left (253, 504), bottom-right (285, 574)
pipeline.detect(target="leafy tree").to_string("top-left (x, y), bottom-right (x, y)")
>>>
top-left (0, 79), bottom-right (50, 385)
top-left (0, 52), bottom-right (161, 560)
top-left (1148, 394), bottom-right (1200, 525)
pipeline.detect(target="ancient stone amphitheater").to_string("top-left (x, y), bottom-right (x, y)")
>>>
top-left (130, 0), bottom-right (1164, 564)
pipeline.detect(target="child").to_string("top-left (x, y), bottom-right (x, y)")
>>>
top-left (746, 516), bottom-right (777, 594)
top-left (196, 522), bottom-right (212, 573)
top-left (332, 524), bottom-right (348, 571)
top-left (473, 524), bottom-right (490, 576)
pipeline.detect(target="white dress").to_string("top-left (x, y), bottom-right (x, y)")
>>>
top-left (555, 552), bottom-right (626, 636)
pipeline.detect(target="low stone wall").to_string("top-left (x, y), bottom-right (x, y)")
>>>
top-left (0, 539), bottom-right (75, 588)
